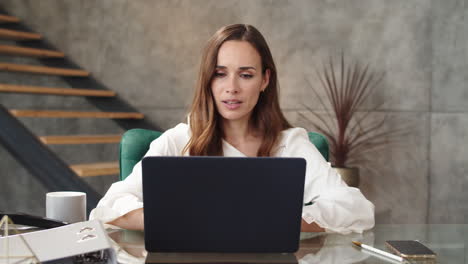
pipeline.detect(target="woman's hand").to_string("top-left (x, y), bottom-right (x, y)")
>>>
top-left (301, 219), bottom-right (325, 232)
top-left (107, 208), bottom-right (144, 230)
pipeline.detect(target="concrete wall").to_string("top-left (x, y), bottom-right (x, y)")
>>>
top-left (0, 0), bottom-right (466, 223)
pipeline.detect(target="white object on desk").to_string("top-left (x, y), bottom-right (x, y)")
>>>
top-left (0, 220), bottom-right (116, 263)
top-left (46, 191), bottom-right (86, 223)
top-left (46, 192), bottom-right (86, 223)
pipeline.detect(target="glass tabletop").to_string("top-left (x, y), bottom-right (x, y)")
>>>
top-left (107, 224), bottom-right (468, 264)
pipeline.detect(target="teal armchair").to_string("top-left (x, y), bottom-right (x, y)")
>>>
top-left (119, 128), bottom-right (329, 181)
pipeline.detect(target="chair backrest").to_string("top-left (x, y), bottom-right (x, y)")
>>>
top-left (119, 129), bottom-right (162, 181)
top-left (119, 128), bottom-right (329, 181)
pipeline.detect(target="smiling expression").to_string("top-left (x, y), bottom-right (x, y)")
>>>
top-left (211, 40), bottom-right (270, 125)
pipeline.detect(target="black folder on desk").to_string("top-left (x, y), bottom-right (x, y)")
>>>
top-left (0, 212), bottom-right (68, 229)
top-left (142, 156), bottom-right (306, 255)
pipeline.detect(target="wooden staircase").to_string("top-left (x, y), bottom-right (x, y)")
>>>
top-left (0, 28), bottom-right (41, 40)
top-left (10, 110), bottom-right (144, 119)
top-left (0, 14), bottom-right (20, 23)
top-left (0, 84), bottom-right (116, 96)
top-left (0, 14), bottom-right (145, 178)
top-left (39, 135), bottom-right (122, 145)
top-left (0, 45), bottom-right (64, 57)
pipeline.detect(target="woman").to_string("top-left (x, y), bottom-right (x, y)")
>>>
top-left (90, 24), bottom-right (374, 234)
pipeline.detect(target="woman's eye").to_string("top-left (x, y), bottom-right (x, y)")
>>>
top-left (240, 73), bottom-right (253, 79)
top-left (214, 72), bottom-right (226, 78)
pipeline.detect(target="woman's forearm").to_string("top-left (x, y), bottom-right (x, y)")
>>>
top-left (107, 208), bottom-right (144, 230)
top-left (301, 219), bottom-right (325, 232)
top-left (106, 209), bottom-right (322, 232)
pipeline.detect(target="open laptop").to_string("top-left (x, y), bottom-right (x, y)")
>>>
top-left (142, 156), bottom-right (306, 255)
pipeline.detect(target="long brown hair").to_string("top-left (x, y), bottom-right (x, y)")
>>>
top-left (184, 24), bottom-right (292, 156)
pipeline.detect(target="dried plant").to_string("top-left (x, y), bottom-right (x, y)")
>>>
top-left (301, 54), bottom-right (402, 168)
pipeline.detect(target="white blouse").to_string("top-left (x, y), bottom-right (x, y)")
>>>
top-left (90, 123), bottom-right (375, 234)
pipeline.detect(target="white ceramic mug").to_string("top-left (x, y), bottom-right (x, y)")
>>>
top-left (46, 191), bottom-right (87, 223)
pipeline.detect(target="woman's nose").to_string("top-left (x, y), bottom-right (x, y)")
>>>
top-left (225, 76), bottom-right (239, 94)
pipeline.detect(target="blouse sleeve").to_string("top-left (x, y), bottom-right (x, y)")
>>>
top-left (281, 128), bottom-right (375, 234)
top-left (89, 124), bottom-right (187, 223)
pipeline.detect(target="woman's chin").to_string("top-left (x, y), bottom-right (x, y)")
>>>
top-left (219, 112), bottom-right (250, 123)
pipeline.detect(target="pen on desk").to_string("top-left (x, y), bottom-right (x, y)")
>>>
top-left (352, 241), bottom-right (405, 262)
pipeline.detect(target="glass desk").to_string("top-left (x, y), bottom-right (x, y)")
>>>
top-left (107, 224), bottom-right (467, 264)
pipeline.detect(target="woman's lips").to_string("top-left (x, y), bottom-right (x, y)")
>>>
top-left (222, 100), bottom-right (242, 110)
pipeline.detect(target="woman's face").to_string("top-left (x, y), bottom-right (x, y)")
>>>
top-left (211, 40), bottom-right (270, 125)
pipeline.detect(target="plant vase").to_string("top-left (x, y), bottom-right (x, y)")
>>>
top-left (334, 167), bottom-right (359, 188)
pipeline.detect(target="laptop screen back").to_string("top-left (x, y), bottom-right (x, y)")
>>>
top-left (142, 156), bottom-right (306, 253)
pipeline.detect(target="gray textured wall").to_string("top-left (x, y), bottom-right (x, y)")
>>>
top-left (0, 0), bottom-right (466, 223)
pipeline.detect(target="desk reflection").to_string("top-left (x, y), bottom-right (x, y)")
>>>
top-left (297, 231), bottom-right (374, 264)
top-left (107, 229), bottom-right (147, 263)
top-left (107, 228), bottom-right (375, 264)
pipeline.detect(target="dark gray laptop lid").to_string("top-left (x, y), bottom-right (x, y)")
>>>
top-left (142, 156), bottom-right (306, 253)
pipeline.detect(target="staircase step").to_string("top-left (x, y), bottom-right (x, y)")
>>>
top-left (0, 83), bottom-right (116, 97)
top-left (0, 14), bottom-right (20, 23)
top-left (10, 109), bottom-right (144, 119)
top-left (0, 28), bottom-right (41, 40)
top-left (40, 134), bottom-right (122, 145)
top-left (0, 45), bottom-right (64, 58)
top-left (0, 62), bottom-right (89, 76)
top-left (70, 162), bottom-right (119, 177)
